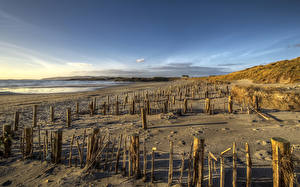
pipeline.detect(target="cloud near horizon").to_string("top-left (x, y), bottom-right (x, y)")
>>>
top-left (72, 62), bottom-right (229, 77)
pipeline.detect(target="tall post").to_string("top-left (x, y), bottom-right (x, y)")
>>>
top-left (228, 96), bottom-right (233, 113)
top-left (205, 98), bottom-right (211, 114)
top-left (115, 96), bottom-right (119, 115)
top-left (53, 130), bottom-right (62, 163)
top-left (183, 98), bottom-right (188, 114)
top-left (24, 127), bottom-right (32, 157)
top-left (33, 105), bottom-right (37, 127)
top-left (245, 143), bottom-right (252, 187)
top-left (168, 141), bottom-right (173, 186)
top-left (14, 111), bottom-right (20, 131)
top-left (66, 108), bottom-right (71, 127)
top-left (3, 124), bottom-right (12, 157)
top-left (232, 142), bottom-right (237, 187)
top-left (141, 108), bottom-right (147, 130)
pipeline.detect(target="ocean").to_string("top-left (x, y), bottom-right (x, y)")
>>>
top-left (0, 80), bottom-right (128, 94)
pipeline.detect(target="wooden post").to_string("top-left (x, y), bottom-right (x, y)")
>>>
top-left (271, 137), bottom-right (293, 187)
top-left (130, 99), bottom-right (135, 115)
top-left (81, 129), bottom-right (86, 167)
top-left (33, 105), bottom-right (37, 127)
top-left (228, 96), bottom-right (233, 113)
top-left (115, 96), bottom-right (119, 115)
top-left (66, 108), bottom-right (71, 127)
top-left (69, 134), bottom-right (75, 167)
top-left (130, 134), bottom-right (141, 178)
top-left (151, 148), bottom-right (156, 183)
top-left (93, 97), bottom-right (97, 111)
top-left (253, 95), bottom-right (259, 111)
top-left (188, 143), bottom-right (193, 187)
top-left (198, 138), bottom-right (205, 187)
top-left (205, 98), bottom-right (211, 114)
top-left (53, 130), bottom-right (62, 163)
top-left (3, 124), bottom-right (12, 157)
top-left (76, 101), bottom-right (79, 115)
top-left (14, 111), bottom-right (19, 131)
top-left (208, 154), bottom-right (212, 187)
top-left (220, 155), bottom-right (225, 187)
top-left (141, 108), bottom-right (147, 130)
top-left (232, 142), bottom-right (237, 187)
top-left (24, 127), bottom-right (32, 157)
top-left (143, 139), bottom-right (147, 181)
top-left (164, 100), bottom-right (168, 114)
top-left (146, 99), bottom-right (150, 115)
top-left (103, 102), bottom-right (107, 115)
top-left (115, 134), bottom-right (123, 174)
top-left (122, 137), bottom-right (127, 176)
top-left (183, 98), bottom-right (188, 114)
top-left (89, 101), bottom-right (94, 116)
top-left (50, 106), bottom-right (54, 122)
top-left (192, 136), bottom-right (200, 185)
top-left (76, 139), bottom-right (83, 167)
top-left (168, 141), bottom-right (173, 186)
top-left (245, 143), bottom-right (252, 187)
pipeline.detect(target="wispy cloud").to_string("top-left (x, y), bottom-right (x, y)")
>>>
top-left (67, 62), bottom-right (93, 67)
top-left (136, 58), bottom-right (145, 63)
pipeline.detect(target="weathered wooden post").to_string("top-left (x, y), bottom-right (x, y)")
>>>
top-left (130, 134), bottom-right (141, 178)
top-left (33, 105), bottom-right (37, 127)
top-left (66, 108), bottom-right (71, 127)
top-left (115, 96), bottom-right (119, 115)
top-left (179, 153), bottom-right (185, 185)
top-left (141, 108), bottom-right (147, 130)
top-left (103, 102), bottom-right (107, 115)
top-left (183, 98), bottom-right (188, 114)
top-left (89, 101), bottom-right (94, 116)
top-left (93, 98), bottom-right (97, 111)
top-left (219, 147), bottom-right (231, 187)
top-left (271, 137), bottom-right (293, 187)
top-left (168, 141), bottom-right (174, 186)
top-left (24, 127), bottom-right (32, 157)
top-left (130, 99), bottom-right (135, 115)
top-left (164, 100), bottom-right (168, 114)
top-left (53, 130), bottom-right (62, 163)
top-left (245, 143), bottom-right (252, 187)
top-left (50, 106), bottom-right (54, 122)
top-left (14, 111), bottom-right (19, 131)
top-left (3, 124), bottom-right (12, 157)
top-left (232, 142), bottom-right (237, 187)
top-left (198, 138), bottom-right (205, 187)
top-left (253, 95), bottom-right (259, 111)
top-left (76, 101), bottom-right (79, 115)
top-left (228, 96), bottom-right (233, 113)
top-left (205, 98), bottom-right (211, 114)
top-left (122, 136), bottom-right (127, 176)
top-left (143, 139), bottom-right (147, 181)
top-left (208, 154), bottom-right (212, 187)
top-left (151, 147), bottom-right (156, 183)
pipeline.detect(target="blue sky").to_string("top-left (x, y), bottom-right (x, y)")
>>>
top-left (1, 0), bottom-right (300, 79)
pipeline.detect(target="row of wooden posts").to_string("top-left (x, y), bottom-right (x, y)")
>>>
top-left (2, 122), bottom-right (294, 186)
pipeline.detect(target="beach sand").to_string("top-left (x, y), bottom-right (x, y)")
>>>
top-left (0, 80), bottom-right (300, 186)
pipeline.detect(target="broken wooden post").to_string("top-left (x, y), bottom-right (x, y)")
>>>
top-left (141, 108), bottom-right (147, 130)
top-left (50, 106), bottom-right (54, 122)
top-left (168, 141), bottom-right (173, 186)
top-left (14, 111), bottom-right (19, 131)
top-left (33, 105), bottom-right (37, 127)
top-left (232, 142), bottom-right (237, 187)
top-left (271, 137), bottom-right (293, 187)
top-left (3, 124), bottom-right (12, 157)
top-left (53, 130), bottom-right (62, 163)
top-left (228, 96), bottom-right (233, 113)
top-left (24, 127), bottom-right (32, 157)
top-left (66, 108), bottom-right (71, 127)
top-left (245, 142), bottom-right (252, 187)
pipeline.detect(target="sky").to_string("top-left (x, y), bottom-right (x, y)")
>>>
top-left (1, 0), bottom-right (300, 79)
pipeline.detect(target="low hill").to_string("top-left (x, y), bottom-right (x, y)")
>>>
top-left (210, 57), bottom-right (300, 83)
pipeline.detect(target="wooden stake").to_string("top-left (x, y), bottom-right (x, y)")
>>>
top-left (228, 96), bottom-right (233, 113)
top-left (3, 124), bottom-right (12, 157)
top-left (14, 111), bottom-right (19, 131)
top-left (76, 139), bottom-right (83, 167)
top-left (24, 127), bottom-right (32, 157)
top-left (122, 136), bottom-right (127, 176)
top-left (245, 143), bottom-right (252, 187)
top-left (143, 139), bottom-right (147, 181)
top-left (151, 148), bottom-right (156, 183)
top-left (168, 141), bottom-right (173, 186)
top-left (53, 130), bottom-right (62, 163)
top-left (66, 108), bottom-right (71, 127)
top-left (33, 105), bottom-right (37, 127)
top-left (179, 153), bottom-right (185, 185)
top-left (50, 106), bottom-right (54, 122)
top-left (232, 142), bottom-right (237, 187)
top-left (183, 98), bottom-right (187, 114)
top-left (141, 108), bottom-right (147, 130)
